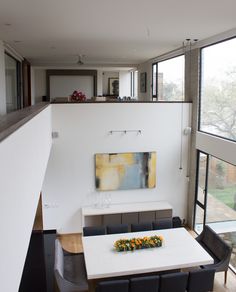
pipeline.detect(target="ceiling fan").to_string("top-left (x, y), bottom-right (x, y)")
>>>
top-left (76, 54), bottom-right (85, 65)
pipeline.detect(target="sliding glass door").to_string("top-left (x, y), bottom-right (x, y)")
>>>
top-left (194, 151), bottom-right (236, 272)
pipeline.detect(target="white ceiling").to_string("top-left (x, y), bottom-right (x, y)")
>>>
top-left (0, 0), bottom-right (236, 66)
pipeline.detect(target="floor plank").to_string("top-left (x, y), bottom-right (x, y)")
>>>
top-left (58, 233), bottom-right (83, 253)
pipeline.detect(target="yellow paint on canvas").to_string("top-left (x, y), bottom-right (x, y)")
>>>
top-left (95, 152), bottom-right (156, 191)
top-left (148, 152), bottom-right (156, 188)
top-left (96, 154), bottom-right (130, 190)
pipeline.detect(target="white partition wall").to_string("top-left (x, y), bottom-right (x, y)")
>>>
top-left (0, 107), bottom-right (52, 292)
top-left (43, 103), bottom-right (191, 233)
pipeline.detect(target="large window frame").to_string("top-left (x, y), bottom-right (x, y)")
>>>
top-left (152, 63), bottom-right (157, 98)
top-left (5, 52), bottom-right (22, 113)
top-left (198, 36), bottom-right (236, 142)
top-left (193, 150), bottom-right (209, 231)
top-left (194, 150), bottom-right (236, 273)
top-left (152, 54), bottom-right (185, 102)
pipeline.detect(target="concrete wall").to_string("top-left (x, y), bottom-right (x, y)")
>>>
top-left (138, 61), bottom-right (152, 101)
top-left (34, 68), bottom-right (46, 103)
top-left (196, 132), bottom-right (236, 166)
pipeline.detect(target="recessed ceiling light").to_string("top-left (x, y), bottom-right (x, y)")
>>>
top-left (4, 23), bottom-right (12, 26)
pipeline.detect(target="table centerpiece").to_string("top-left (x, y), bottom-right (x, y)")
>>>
top-left (114, 235), bottom-right (163, 252)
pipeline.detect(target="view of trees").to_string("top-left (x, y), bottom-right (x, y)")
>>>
top-left (162, 80), bottom-right (183, 101)
top-left (201, 66), bottom-right (236, 140)
top-left (200, 37), bottom-right (236, 141)
top-left (156, 55), bottom-right (184, 101)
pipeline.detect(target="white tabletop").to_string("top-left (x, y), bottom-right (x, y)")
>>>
top-left (82, 228), bottom-right (213, 280)
top-left (82, 201), bottom-right (172, 216)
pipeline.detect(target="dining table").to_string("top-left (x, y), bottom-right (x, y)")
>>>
top-left (82, 227), bottom-right (213, 289)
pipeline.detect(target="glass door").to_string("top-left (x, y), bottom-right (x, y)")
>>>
top-left (194, 151), bottom-right (209, 233)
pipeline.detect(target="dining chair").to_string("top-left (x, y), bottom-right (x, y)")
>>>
top-left (106, 224), bottom-right (129, 234)
top-left (131, 222), bottom-right (153, 232)
top-left (83, 226), bottom-right (106, 236)
top-left (54, 239), bottom-right (88, 292)
top-left (96, 279), bottom-right (129, 292)
top-left (130, 275), bottom-right (160, 292)
top-left (160, 272), bottom-right (188, 292)
top-left (196, 225), bottom-right (232, 284)
top-left (187, 268), bottom-right (215, 292)
top-left (152, 218), bottom-right (173, 230)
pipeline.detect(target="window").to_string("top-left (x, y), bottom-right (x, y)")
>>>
top-left (152, 55), bottom-right (185, 101)
top-left (152, 64), bottom-right (157, 97)
top-left (200, 38), bottom-right (236, 141)
top-left (5, 53), bottom-right (21, 113)
top-left (194, 151), bottom-right (236, 272)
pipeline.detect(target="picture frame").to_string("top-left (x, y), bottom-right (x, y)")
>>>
top-left (108, 78), bottom-right (119, 95)
top-left (140, 72), bottom-right (147, 93)
top-left (95, 152), bottom-right (156, 191)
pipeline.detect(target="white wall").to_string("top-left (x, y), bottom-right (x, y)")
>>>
top-left (42, 103), bottom-right (191, 233)
top-left (102, 71), bottom-right (119, 95)
top-left (0, 107), bottom-right (52, 292)
top-left (33, 68), bottom-right (135, 101)
top-left (196, 131), bottom-right (236, 166)
top-left (0, 40), bottom-right (6, 115)
top-left (119, 71), bottom-right (131, 97)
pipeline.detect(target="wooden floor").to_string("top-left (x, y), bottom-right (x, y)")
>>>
top-left (58, 232), bottom-right (236, 292)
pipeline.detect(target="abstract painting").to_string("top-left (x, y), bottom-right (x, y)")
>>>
top-left (95, 152), bottom-right (156, 191)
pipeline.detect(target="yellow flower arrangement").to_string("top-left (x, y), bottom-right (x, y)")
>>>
top-left (114, 235), bottom-right (163, 252)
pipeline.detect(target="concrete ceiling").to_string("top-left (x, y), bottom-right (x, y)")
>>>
top-left (0, 0), bottom-right (236, 66)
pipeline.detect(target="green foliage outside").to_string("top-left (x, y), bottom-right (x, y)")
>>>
top-left (163, 81), bottom-right (183, 101)
top-left (208, 186), bottom-right (236, 209)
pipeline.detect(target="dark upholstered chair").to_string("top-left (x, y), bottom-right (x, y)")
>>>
top-left (196, 225), bottom-right (232, 284)
top-left (187, 268), bottom-right (215, 292)
top-left (96, 279), bottom-right (129, 292)
top-left (54, 239), bottom-right (88, 292)
top-left (131, 222), bottom-right (153, 232)
top-left (160, 272), bottom-right (188, 292)
top-left (83, 226), bottom-right (106, 236)
top-left (106, 224), bottom-right (129, 234)
top-left (130, 275), bottom-right (160, 292)
top-left (152, 218), bottom-right (173, 230)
